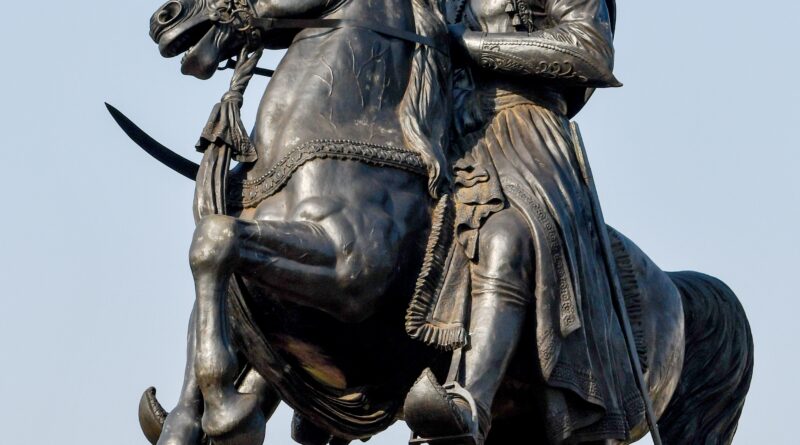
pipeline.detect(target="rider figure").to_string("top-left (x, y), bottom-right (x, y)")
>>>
top-left (406, 0), bottom-right (645, 443)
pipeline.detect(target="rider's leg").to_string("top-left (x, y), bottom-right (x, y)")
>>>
top-left (460, 208), bottom-right (533, 440)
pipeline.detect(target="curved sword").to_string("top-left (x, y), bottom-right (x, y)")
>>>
top-left (105, 103), bottom-right (200, 181)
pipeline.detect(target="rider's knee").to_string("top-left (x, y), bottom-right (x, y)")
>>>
top-left (189, 215), bottom-right (240, 272)
top-left (472, 209), bottom-right (534, 306)
top-left (477, 209), bottom-right (533, 275)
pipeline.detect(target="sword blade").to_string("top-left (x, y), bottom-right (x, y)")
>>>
top-left (105, 103), bottom-right (199, 181)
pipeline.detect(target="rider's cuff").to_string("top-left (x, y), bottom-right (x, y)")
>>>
top-left (461, 31), bottom-right (486, 66)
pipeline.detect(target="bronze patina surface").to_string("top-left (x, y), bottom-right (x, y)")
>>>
top-left (111, 0), bottom-right (753, 443)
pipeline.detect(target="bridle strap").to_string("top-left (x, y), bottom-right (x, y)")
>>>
top-left (251, 18), bottom-right (446, 53)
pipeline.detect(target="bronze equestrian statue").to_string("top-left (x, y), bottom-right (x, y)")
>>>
top-left (110, 0), bottom-right (754, 443)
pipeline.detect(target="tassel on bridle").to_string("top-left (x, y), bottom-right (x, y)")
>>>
top-left (196, 46), bottom-right (263, 163)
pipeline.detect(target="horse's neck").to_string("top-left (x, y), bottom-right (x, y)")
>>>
top-left (245, 0), bottom-right (418, 181)
top-left (252, 0), bottom-right (412, 26)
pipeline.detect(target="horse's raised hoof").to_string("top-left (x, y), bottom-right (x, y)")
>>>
top-left (202, 393), bottom-right (266, 445)
top-left (404, 369), bottom-right (482, 445)
top-left (292, 412), bottom-right (332, 445)
top-left (140, 387), bottom-right (207, 445)
top-left (139, 387), bottom-right (169, 444)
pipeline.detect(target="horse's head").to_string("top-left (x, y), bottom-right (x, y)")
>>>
top-left (149, 0), bottom-right (252, 79)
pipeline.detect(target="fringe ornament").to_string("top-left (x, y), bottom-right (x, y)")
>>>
top-left (196, 47), bottom-right (263, 163)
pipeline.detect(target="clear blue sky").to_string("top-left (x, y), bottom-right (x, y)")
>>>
top-left (0, 0), bottom-right (797, 443)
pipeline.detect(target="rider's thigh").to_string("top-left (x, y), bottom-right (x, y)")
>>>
top-left (472, 208), bottom-right (534, 307)
top-left (476, 208), bottom-right (534, 278)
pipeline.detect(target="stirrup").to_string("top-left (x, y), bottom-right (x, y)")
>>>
top-left (409, 431), bottom-right (478, 445)
top-left (404, 369), bottom-right (481, 445)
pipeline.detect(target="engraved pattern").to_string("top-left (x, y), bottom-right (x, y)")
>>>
top-left (228, 140), bottom-right (427, 209)
top-left (506, 0), bottom-right (535, 32)
top-left (534, 60), bottom-right (589, 83)
top-left (609, 228), bottom-right (649, 373)
top-left (504, 183), bottom-right (579, 336)
top-left (548, 363), bottom-right (601, 402)
top-left (479, 38), bottom-right (605, 83)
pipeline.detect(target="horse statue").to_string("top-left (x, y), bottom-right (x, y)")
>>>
top-left (121, 0), bottom-right (754, 443)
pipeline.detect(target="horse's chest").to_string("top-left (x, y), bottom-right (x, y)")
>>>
top-left (253, 30), bottom-right (412, 153)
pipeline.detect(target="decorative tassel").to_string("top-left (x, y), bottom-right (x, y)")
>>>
top-left (196, 47), bottom-right (263, 163)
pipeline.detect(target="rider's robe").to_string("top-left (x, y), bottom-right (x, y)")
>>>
top-left (406, 0), bottom-right (645, 441)
top-left (453, 88), bottom-right (644, 442)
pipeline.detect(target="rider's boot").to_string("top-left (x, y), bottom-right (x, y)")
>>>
top-left (405, 368), bottom-right (486, 445)
top-left (405, 210), bottom-right (533, 444)
top-left (459, 269), bottom-right (530, 442)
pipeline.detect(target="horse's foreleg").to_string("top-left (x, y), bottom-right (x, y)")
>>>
top-left (194, 213), bottom-right (382, 322)
top-left (157, 304), bottom-right (281, 445)
top-left (189, 214), bottom-right (343, 443)
top-left (157, 304), bottom-right (204, 445)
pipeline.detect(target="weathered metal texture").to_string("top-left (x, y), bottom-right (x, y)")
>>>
top-left (109, 0), bottom-right (754, 443)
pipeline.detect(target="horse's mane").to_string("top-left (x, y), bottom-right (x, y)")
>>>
top-left (399, 0), bottom-right (453, 197)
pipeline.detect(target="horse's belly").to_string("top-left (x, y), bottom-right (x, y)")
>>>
top-left (258, 295), bottom-right (433, 391)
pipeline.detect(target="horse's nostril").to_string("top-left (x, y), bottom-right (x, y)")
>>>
top-left (157, 1), bottom-right (183, 26)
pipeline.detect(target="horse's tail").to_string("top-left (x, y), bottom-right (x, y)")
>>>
top-left (660, 271), bottom-right (754, 444)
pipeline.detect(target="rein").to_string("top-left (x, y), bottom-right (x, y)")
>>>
top-left (211, 0), bottom-right (446, 78)
top-left (219, 17), bottom-right (448, 78)
top-left (251, 18), bottom-right (446, 53)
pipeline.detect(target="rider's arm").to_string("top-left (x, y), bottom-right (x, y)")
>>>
top-left (453, 0), bottom-right (620, 88)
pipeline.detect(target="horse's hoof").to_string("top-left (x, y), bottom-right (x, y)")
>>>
top-left (139, 387), bottom-right (169, 444)
top-left (292, 412), bottom-right (332, 445)
top-left (404, 369), bottom-right (482, 445)
top-left (202, 393), bottom-right (266, 445)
